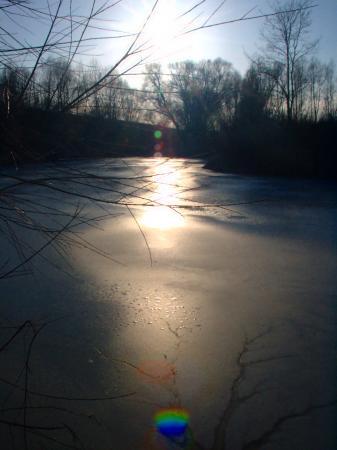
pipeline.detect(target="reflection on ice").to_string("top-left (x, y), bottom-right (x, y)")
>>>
top-left (140, 161), bottom-right (186, 230)
top-left (141, 206), bottom-right (185, 229)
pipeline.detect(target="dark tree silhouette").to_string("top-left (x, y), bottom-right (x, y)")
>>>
top-left (258, 0), bottom-right (318, 121)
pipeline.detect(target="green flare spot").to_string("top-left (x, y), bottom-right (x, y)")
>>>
top-left (154, 130), bottom-right (162, 139)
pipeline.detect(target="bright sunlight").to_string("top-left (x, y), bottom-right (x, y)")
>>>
top-left (140, 161), bottom-right (185, 230)
top-left (145, 1), bottom-right (179, 49)
top-left (126, 0), bottom-right (189, 64)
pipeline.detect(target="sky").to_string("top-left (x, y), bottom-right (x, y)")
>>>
top-left (197, 0), bottom-right (337, 70)
top-left (111, 0), bottom-right (337, 86)
top-left (1, 0), bottom-right (336, 87)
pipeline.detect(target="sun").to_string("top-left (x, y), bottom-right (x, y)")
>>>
top-left (145, 0), bottom-right (179, 50)
top-left (125, 0), bottom-right (185, 62)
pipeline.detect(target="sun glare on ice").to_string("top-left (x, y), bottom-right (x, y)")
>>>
top-left (140, 162), bottom-right (185, 230)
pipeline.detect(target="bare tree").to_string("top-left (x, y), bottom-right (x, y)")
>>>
top-left (306, 57), bottom-right (324, 122)
top-left (142, 63), bottom-right (181, 129)
top-left (322, 61), bottom-right (337, 119)
top-left (238, 62), bottom-right (275, 120)
top-left (259, 0), bottom-right (318, 121)
top-left (143, 59), bottom-right (241, 142)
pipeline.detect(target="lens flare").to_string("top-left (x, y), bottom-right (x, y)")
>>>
top-left (154, 130), bottom-right (162, 139)
top-left (154, 142), bottom-right (164, 152)
top-left (137, 360), bottom-right (176, 385)
top-left (154, 408), bottom-right (189, 438)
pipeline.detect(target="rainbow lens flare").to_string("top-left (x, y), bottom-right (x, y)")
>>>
top-left (154, 408), bottom-right (189, 438)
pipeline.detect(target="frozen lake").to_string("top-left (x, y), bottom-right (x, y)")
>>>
top-left (0, 158), bottom-right (336, 450)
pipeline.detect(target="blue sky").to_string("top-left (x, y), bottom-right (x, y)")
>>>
top-left (200, 0), bottom-right (337, 73)
top-left (1, 0), bottom-right (336, 85)
top-left (143, 0), bottom-right (337, 71)
top-left (113, 0), bottom-right (337, 86)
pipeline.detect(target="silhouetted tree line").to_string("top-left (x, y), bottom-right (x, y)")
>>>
top-left (2, 54), bottom-right (335, 176)
top-left (140, 0), bottom-right (337, 177)
top-left (0, 59), bottom-right (141, 120)
top-left (1, 0), bottom-right (336, 176)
